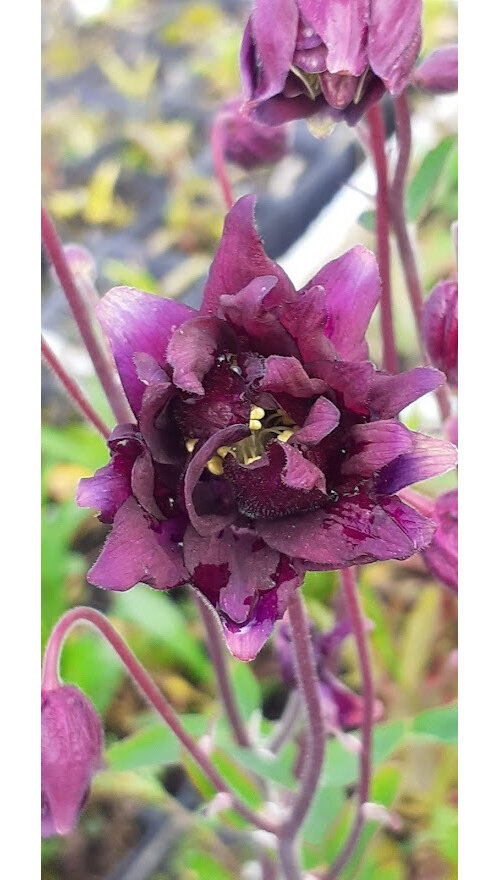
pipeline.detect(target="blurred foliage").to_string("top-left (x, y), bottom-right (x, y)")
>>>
top-left (42, 1), bottom-right (457, 878)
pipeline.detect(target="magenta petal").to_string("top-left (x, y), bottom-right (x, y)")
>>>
top-left (201, 196), bottom-right (295, 316)
top-left (421, 279), bottom-right (458, 388)
top-left (257, 494), bottom-right (435, 567)
top-left (184, 424), bottom-right (248, 536)
top-left (367, 366), bottom-right (445, 419)
top-left (219, 275), bottom-right (299, 357)
top-left (292, 396), bottom-right (340, 445)
top-left (166, 316), bottom-right (237, 395)
top-left (368, 0), bottom-right (422, 94)
top-left (135, 362), bottom-right (178, 465)
top-left (254, 92), bottom-right (324, 125)
top-left (342, 420), bottom-right (413, 477)
top-left (131, 451), bottom-right (164, 519)
top-left (422, 490), bottom-right (458, 592)
top-left (412, 44), bottom-right (458, 94)
top-left (87, 498), bottom-right (187, 591)
top-left (77, 459), bottom-right (132, 524)
top-left (279, 442), bottom-right (327, 493)
top-left (305, 246), bottom-right (380, 361)
top-left (260, 355), bottom-right (328, 397)
top-left (251, 0), bottom-right (300, 101)
top-left (375, 432), bottom-right (457, 495)
top-left (96, 287), bottom-right (194, 415)
top-left (298, 0), bottom-right (369, 75)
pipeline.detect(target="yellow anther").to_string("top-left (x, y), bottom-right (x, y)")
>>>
top-left (249, 419), bottom-right (263, 431)
top-left (185, 438), bottom-right (198, 453)
top-left (245, 455), bottom-right (261, 465)
top-left (277, 429), bottom-right (294, 443)
top-left (250, 406), bottom-right (266, 421)
top-left (217, 446), bottom-right (231, 458)
top-left (206, 456), bottom-right (224, 476)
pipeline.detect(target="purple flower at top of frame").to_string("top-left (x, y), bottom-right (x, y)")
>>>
top-left (77, 194), bottom-right (456, 661)
top-left (42, 685), bottom-right (104, 837)
top-left (240, 0), bottom-right (422, 127)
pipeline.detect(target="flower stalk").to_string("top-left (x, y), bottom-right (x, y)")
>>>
top-left (41, 335), bottom-right (110, 438)
top-left (210, 113), bottom-right (235, 211)
top-left (41, 607), bottom-right (277, 834)
top-left (41, 204), bottom-right (132, 425)
top-left (366, 105), bottom-right (398, 373)
top-left (324, 567), bottom-right (374, 880)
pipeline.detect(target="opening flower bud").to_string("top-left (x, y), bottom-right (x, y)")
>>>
top-left (41, 685), bottom-right (104, 837)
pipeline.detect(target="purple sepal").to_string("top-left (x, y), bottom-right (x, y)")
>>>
top-left (412, 45), bottom-right (458, 94)
top-left (422, 489), bottom-right (458, 591)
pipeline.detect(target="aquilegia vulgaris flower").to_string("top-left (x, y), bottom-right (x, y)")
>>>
top-left (77, 195), bottom-right (456, 661)
top-left (240, 0), bottom-right (422, 126)
top-left (41, 685), bottom-right (104, 836)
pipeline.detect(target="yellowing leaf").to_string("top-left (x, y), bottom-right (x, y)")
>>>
top-left (163, 3), bottom-right (223, 45)
top-left (84, 160), bottom-right (134, 226)
top-left (44, 463), bottom-right (92, 503)
top-left (99, 50), bottom-right (159, 99)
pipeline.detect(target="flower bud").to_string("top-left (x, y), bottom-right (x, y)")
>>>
top-left (422, 489), bottom-right (458, 592)
top-left (218, 100), bottom-right (289, 170)
top-left (41, 685), bottom-right (104, 837)
top-left (421, 279), bottom-right (458, 388)
top-left (412, 45), bottom-right (458, 94)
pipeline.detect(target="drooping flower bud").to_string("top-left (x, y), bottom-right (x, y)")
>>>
top-left (421, 279), bottom-right (458, 388)
top-left (412, 45), bottom-right (458, 95)
top-left (41, 685), bottom-right (104, 837)
top-left (217, 99), bottom-right (290, 170)
top-left (422, 489), bottom-right (458, 592)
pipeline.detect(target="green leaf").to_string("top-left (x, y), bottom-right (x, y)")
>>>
top-left (185, 850), bottom-right (234, 880)
top-left (211, 750), bottom-right (262, 808)
top-left (106, 716), bottom-right (208, 771)
top-left (322, 721), bottom-right (406, 789)
top-left (112, 585), bottom-right (210, 682)
top-left (358, 210), bottom-right (376, 231)
top-left (41, 501), bottom-right (88, 650)
top-left (303, 784), bottom-right (344, 847)
top-left (228, 662), bottom-right (261, 722)
top-left (41, 423), bottom-right (107, 471)
top-left (227, 742), bottom-right (297, 788)
top-left (406, 136), bottom-right (457, 222)
top-left (60, 631), bottom-right (123, 714)
top-left (411, 703), bottom-right (458, 744)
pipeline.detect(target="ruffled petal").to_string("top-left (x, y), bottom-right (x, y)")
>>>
top-left (201, 196), bottom-right (295, 315)
top-left (253, 92), bottom-right (325, 125)
top-left (292, 396), bottom-right (340, 445)
top-left (412, 44), bottom-right (458, 94)
top-left (374, 432), bottom-right (457, 495)
top-left (76, 458), bottom-right (132, 524)
top-left (166, 316), bottom-right (237, 395)
top-left (368, 0), bottom-right (422, 94)
top-left (219, 275), bottom-right (299, 357)
top-left (96, 287), bottom-right (194, 415)
top-left (257, 494), bottom-right (435, 567)
top-left (87, 498), bottom-right (187, 591)
top-left (341, 420), bottom-right (413, 477)
top-left (367, 366), bottom-right (445, 419)
top-left (422, 489), bottom-right (458, 591)
top-left (184, 425), bottom-right (248, 536)
top-left (260, 355), bottom-right (328, 397)
top-left (298, 0), bottom-right (369, 75)
top-left (305, 246), bottom-right (380, 361)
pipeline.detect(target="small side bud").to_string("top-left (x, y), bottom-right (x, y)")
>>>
top-left (205, 792), bottom-right (234, 817)
top-left (412, 45), bottom-right (458, 94)
top-left (41, 685), bottom-right (104, 837)
top-left (362, 801), bottom-right (403, 832)
top-left (421, 279), bottom-right (458, 388)
top-left (218, 99), bottom-right (289, 170)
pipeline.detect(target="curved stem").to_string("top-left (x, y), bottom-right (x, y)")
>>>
top-left (42, 336), bottom-right (110, 438)
top-left (41, 607), bottom-right (277, 834)
top-left (281, 592), bottom-right (326, 839)
top-left (278, 838), bottom-right (303, 880)
top-left (324, 568), bottom-right (374, 880)
top-left (366, 105), bottom-right (398, 374)
top-left (210, 114), bottom-right (234, 210)
top-left (41, 204), bottom-right (132, 425)
top-left (196, 596), bottom-right (251, 748)
top-left (267, 689), bottom-right (302, 755)
top-left (390, 93), bottom-right (451, 422)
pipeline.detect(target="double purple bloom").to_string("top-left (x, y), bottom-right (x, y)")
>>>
top-left (78, 195), bottom-right (456, 661)
top-left (240, 0), bottom-right (422, 126)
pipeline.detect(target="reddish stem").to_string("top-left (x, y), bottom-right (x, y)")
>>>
top-left (41, 607), bottom-right (277, 834)
top-left (366, 104), bottom-right (398, 374)
top-left (42, 336), bottom-right (110, 438)
top-left (324, 568), bottom-right (374, 880)
top-left (210, 114), bottom-right (235, 210)
top-left (41, 205), bottom-right (132, 425)
top-left (196, 596), bottom-right (251, 748)
top-left (390, 93), bottom-right (451, 422)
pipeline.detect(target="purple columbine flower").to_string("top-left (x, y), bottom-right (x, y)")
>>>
top-left (217, 98), bottom-right (290, 170)
top-left (421, 279), bottom-right (458, 389)
top-left (275, 615), bottom-right (383, 732)
top-left (412, 45), bottom-right (458, 95)
top-left (422, 489), bottom-right (458, 593)
top-left (41, 685), bottom-right (104, 837)
top-left (240, 0), bottom-right (422, 126)
top-left (77, 195), bottom-right (456, 661)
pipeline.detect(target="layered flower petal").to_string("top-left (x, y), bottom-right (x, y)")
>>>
top-left (305, 246), bottom-right (380, 361)
top-left (166, 316), bottom-right (237, 395)
top-left (76, 458), bottom-right (132, 524)
top-left (251, 0), bottom-right (300, 101)
top-left (368, 0), bottom-right (422, 94)
top-left (421, 280), bottom-right (458, 388)
top-left (374, 432), bottom-right (457, 495)
top-left (422, 489), bottom-right (458, 592)
top-left (412, 45), bottom-right (458, 94)
top-left (292, 396), bottom-right (340, 445)
top-left (219, 276), bottom-right (299, 357)
top-left (96, 287), bottom-right (194, 415)
top-left (298, 0), bottom-right (369, 75)
top-left (219, 99), bottom-right (290, 169)
top-left (257, 494), bottom-right (435, 567)
top-left (87, 498), bottom-right (187, 591)
top-left (201, 196), bottom-right (295, 316)
top-left (184, 425), bottom-right (248, 536)
top-left (367, 367), bottom-right (445, 419)
top-left (259, 355), bottom-right (328, 397)
top-left (342, 420), bottom-right (413, 477)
